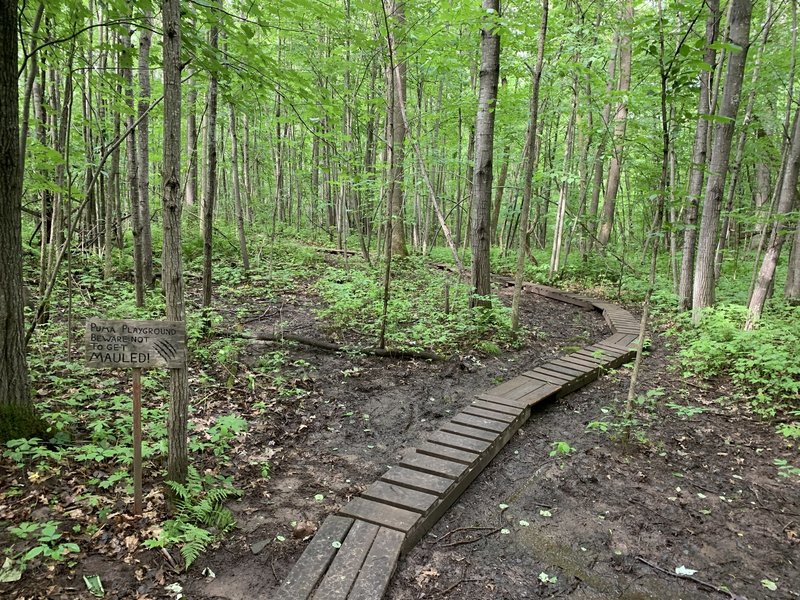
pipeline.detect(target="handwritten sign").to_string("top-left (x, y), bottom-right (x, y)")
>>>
top-left (85, 318), bottom-right (187, 369)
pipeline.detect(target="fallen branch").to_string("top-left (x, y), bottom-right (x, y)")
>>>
top-left (635, 556), bottom-right (743, 599)
top-left (241, 331), bottom-right (443, 361)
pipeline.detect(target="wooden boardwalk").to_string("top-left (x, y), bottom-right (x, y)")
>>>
top-left (273, 284), bottom-right (641, 600)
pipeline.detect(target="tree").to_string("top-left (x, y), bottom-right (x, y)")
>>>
top-left (162, 0), bottom-right (189, 484)
top-left (0, 0), bottom-right (39, 442)
top-left (692, 0), bottom-right (753, 322)
top-left (470, 0), bottom-right (502, 309)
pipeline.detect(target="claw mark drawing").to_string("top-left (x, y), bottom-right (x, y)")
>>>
top-left (153, 339), bottom-right (177, 363)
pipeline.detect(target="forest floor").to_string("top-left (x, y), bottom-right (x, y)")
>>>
top-left (2, 258), bottom-right (798, 600)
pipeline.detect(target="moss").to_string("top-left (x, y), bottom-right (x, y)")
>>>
top-left (0, 403), bottom-right (48, 444)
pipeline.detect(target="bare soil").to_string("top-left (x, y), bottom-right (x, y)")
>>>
top-left (2, 271), bottom-right (798, 600)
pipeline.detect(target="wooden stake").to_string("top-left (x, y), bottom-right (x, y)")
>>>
top-left (132, 367), bottom-right (142, 515)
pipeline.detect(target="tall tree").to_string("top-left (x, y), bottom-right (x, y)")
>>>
top-left (162, 0), bottom-right (189, 484)
top-left (201, 17), bottom-right (219, 309)
top-left (470, 0), bottom-right (502, 309)
top-left (511, 0), bottom-right (547, 330)
top-left (386, 0), bottom-right (408, 257)
top-left (597, 0), bottom-right (633, 248)
top-left (747, 104), bottom-right (800, 326)
top-left (692, 0), bottom-right (753, 322)
top-left (0, 0), bottom-right (38, 442)
top-left (678, 0), bottom-right (719, 311)
top-left (137, 16), bottom-right (154, 287)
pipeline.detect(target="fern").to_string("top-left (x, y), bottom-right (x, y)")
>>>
top-left (144, 469), bottom-right (241, 570)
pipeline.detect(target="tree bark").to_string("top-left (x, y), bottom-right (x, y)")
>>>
top-left (201, 21), bottom-right (219, 309)
top-left (692, 0), bottom-right (752, 322)
top-left (746, 105), bottom-right (800, 326)
top-left (137, 17), bottom-right (154, 287)
top-left (678, 0), bottom-right (718, 311)
top-left (229, 104), bottom-right (250, 271)
top-left (470, 0), bottom-right (502, 309)
top-left (0, 0), bottom-right (38, 442)
top-left (597, 0), bottom-right (633, 248)
top-left (162, 0), bottom-right (189, 484)
top-left (386, 0), bottom-right (408, 257)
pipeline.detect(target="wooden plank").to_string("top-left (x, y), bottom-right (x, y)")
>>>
top-left (403, 408), bottom-right (530, 551)
top-left (516, 383), bottom-right (560, 407)
top-left (347, 527), bottom-right (404, 600)
top-left (440, 422), bottom-right (499, 442)
top-left (546, 359), bottom-right (592, 376)
top-left (522, 283), bottom-right (594, 308)
top-left (380, 466), bottom-right (453, 496)
top-left (399, 450), bottom-right (467, 479)
top-left (312, 520), bottom-right (379, 600)
top-left (559, 354), bottom-right (601, 368)
top-left (274, 516), bottom-right (354, 600)
top-left (427, 430), bottom-right (492, 454)
top-left (462, 405), bottom-right (517, 423)
top-left (470, 399), bottom-right (523, 416)
top-left (569, 350), bottom-right (607, 365)
top-left (523, 369), bottom-right (571, 386)
top-left (475, 393), bottom-right (530, 410)
top-left (450, 412), bottom-right (508, 433)
top-left (583, 344), bottom-right (625, 357)
top-left (362, 480), bottom-right (439, 514)
top-left (531, 365), bottom-right (578, 381)
top-left (339, 498), bottom-right (420, 533)
top-left (489, 375), bottom-right (535, 397)
top-left (416, 441), bottom-right (480, 465)
top-left (502, 377), bottom-right (549, 401)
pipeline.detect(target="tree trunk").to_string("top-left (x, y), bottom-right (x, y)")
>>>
top-left (122, 28), bottom-right (144, 307)
top-left (386, 0), bottom-right (408, 257)
top-left (746, 105), bottom-right (800, 326)
top-left (470, 0), bottom-right (502, 309)
top-left (597, 0), bottom-right (633, 248)
top-left (162, 0), bottom-right (189, 485)
top-left (201, 21), bottom-right (219, 309)
top-left (137, 18), bottom-right (154, 287)
top-left (0, 0), bottom-right (38, 442)
top-left (229, 104), bottom-right (250, 271)
top-left (678, 0), bottom-right (719, 311)
top-left (511, 0), bottom-right (547, 330)
top-left (692, 0), bottom-right (752, 322)
top-left (185, 79), bottom-right (198, 207)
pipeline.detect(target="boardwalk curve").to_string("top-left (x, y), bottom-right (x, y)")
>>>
top-left (273, 284), bottom-right (641, 600)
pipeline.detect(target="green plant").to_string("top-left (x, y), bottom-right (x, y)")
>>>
top-left (6, 520), bottom-right (80, 574)
top-left (144, 470), bottom-right (241, 569)
top-left (549, 441), bottom-right (575, 457)
top-left (774, 459), bottom-right (800, 479)
top-left (666, 402), bottom-right (707, 418)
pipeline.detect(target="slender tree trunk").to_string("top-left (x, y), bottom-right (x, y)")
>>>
top-left (491, 144), bottom-right (510, 244)
top-left (692, 0), bottom-right (753, 322)
top-left (550, 73), bottom-right (577, 278)
top-left (201, 20), bottom-right (218, 308)
top-left (122, 28), bottom-right (144, 307)
top-left (162, 0), bottom-right (189, 485)
top-left (747, 105), bottom-right (800, 326)
top-left (597, 0), bottom-right (633, 249)
top-left (470, 0), bottom-right (502, 309)
top-left (386, 0), bottom-right (408, 257)
top-left (138, 17), bottom-right (154, 287)
top-left (229, 104), bottom-right (250, 271)
top-left (185, 80), bottom-right (198, 207)
top-left (678, 0), bottom-right (718, 311)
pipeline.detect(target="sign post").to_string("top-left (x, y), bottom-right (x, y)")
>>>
top-left (85, 319), bottom-right (187, 515)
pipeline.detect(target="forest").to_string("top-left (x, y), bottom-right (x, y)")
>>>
top-left (1, 0), bottom-right (799, 598)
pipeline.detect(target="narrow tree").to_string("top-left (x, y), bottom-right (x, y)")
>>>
top-left (746, 105), bottom-right (800, 327)
top-left (511, 0), bottom-right (547, 330)
top-left (201, 18), bottom-right (219, 308)
top-left (678, 0), bottom-right (719, 311)
top-left (162, 0), bottom-right (189, 484)
top-left (386, 0), bottom-right (408, 257)
top-left (138, 17), bottom-right (154, 287)
top-left (692, 0), bottom-right (753, 322)
top-left (470, 0), bottom-right (502, 309)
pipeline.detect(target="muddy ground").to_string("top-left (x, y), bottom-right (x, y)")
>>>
top-left (3, 270), bottom-right (798, 600)
top-left (186, 282), bottom-right (799, 600)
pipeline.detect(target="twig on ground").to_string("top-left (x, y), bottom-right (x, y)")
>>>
top-left (635, 555), bottom-right (743, 599)
top-left (435, 526), bottom-right (498, 546)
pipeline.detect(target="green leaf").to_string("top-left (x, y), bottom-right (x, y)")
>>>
top-left (761, 579), bottom-right (778, 591)
top-left (0, 558), bottom-right (23, 583)
top-left (83, 574), bottom-right (105, 598)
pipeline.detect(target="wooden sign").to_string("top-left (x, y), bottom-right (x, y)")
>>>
top-left (85, 318), bottom-right (187, 369)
